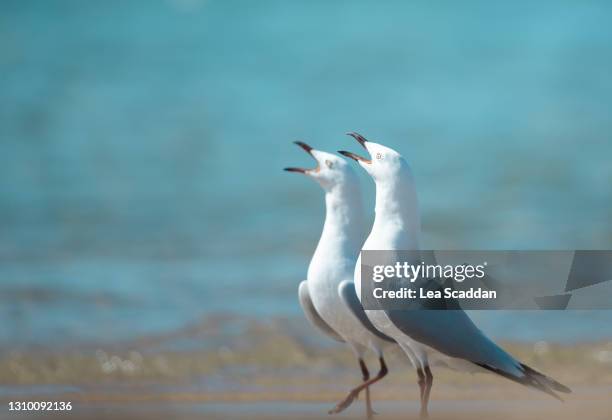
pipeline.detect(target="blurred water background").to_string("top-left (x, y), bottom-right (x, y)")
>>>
top-left (1, 0), bottom-right (611, 351)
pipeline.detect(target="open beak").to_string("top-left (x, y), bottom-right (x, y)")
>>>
top-left (347, 132), bottom-right (368, 149)
top-left (338, 132), bottom-right (371, 164)
top-left (283, 141), bottom-right (320, 174)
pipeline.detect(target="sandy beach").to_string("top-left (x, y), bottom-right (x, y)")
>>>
top-left (1, 323), bottom-right (610, 420)
top-left (1, 386), bottom-right (611, 420)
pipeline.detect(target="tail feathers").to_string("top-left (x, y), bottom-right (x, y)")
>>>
top-left (475, 362), bottom-right (571, 401)
top-left (519, 363), bottom-right (572, 394)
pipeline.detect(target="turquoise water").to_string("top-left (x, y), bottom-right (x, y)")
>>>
top-left (1, 1), bottom-right (611, 347)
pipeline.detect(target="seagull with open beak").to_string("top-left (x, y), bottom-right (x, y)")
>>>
top-left (284, 141), bottom-right (397, 419)
top-left (340, 132), bottom-right (571, 418)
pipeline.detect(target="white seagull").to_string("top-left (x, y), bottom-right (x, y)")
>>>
top-left (340, 132), bottom-right (571, 418)
top-left (284, 141), bottom-right (397, 418)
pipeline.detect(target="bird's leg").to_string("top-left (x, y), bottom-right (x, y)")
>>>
top-left (329, 357), bottom-right (388, 415)
top-left (416, 367), bottom-right (426, 409)
top-left (420, 366), bottom-right (433, 419)
top-left (359, 359), bottom-right (376, 419)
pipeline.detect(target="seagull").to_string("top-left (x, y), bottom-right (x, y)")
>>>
top-left (340, 132), bottom-right (571, 418)
top-left (284, 141), bottom-right (397, 419)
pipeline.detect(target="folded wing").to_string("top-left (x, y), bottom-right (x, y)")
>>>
top-left (338, 280), bottom-right (395, 343)
top-left (386, 309), bottom-right (570, 399)
top-left (298, 280), bottom-right (344, 343)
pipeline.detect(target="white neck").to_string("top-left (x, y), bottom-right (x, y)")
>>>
top-left (311, 182), bottom-right (365, 269)
top-left (367, 170), bottom-right (421, 250)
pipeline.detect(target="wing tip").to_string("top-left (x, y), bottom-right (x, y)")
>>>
top-left (475, 362), bottom-right (570, 401)
top-left (520, 363), bottom-right (572, 394)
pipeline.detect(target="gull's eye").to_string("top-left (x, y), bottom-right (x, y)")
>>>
top-left (325, 160), bottom-right (333, 169)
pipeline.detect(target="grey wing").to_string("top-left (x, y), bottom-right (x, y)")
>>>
top-left (338, 280), bottom-right (395, 343)
top-left (298, 281), bottom-right (344, 343)
top-left (386, 309), bottom-right (570, 398)
top-left (386, 308), bottom-right (522, 375)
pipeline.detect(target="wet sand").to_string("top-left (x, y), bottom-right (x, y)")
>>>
top-left (1, 378), bottom-right (611, 420)
top-left (1, 319), bottom-right (610, 419)
top-left (1, 390), bottom-right (611, 420)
